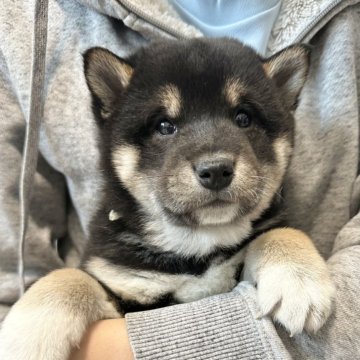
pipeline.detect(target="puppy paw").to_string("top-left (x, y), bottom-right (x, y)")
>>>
top-left (256, 263), bottom-right (335, 336)
top-left (0, 269), bottom-right (120, 360)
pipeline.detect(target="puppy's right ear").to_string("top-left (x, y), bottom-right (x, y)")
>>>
top-left (84, 47), bottom-right (134, 121)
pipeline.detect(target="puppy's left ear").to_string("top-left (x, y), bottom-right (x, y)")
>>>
top-left (263, 45), bottom-right (311, 110)
top-left (84, 47), bottom-right (134, 121)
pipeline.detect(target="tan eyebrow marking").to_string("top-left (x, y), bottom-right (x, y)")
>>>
top-left (158, 84), bottom-right (182, 118)
top-left (223, 78), bottom-right (246, 107)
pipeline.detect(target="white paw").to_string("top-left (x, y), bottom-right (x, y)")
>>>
top-left (256, 263), bottom-right (335, 336)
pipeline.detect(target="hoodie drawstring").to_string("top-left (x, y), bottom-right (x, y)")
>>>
top-left (18, 0), bottom-right (49, 296)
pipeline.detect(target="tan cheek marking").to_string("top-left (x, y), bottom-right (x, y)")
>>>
top-left (159, 84), bottom-right (182, 118)
top-left (112, 146), bottom-right (155, 212)
top-left (246, 138), bottom-right (291, 221)
top-left (112, 145), bottom-right (140, 187)
top-left (223, 78), bottom-right (246, 107)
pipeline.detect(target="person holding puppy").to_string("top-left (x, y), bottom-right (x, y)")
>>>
top-left (1, 1), bottom-right (360, 359)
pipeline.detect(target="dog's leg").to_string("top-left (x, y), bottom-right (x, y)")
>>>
top-left (0, 268), bottom-right (120, 360)
top-left (243, 228), bottom-right (335, 336)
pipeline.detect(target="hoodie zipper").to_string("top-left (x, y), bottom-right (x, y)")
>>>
top-left (295, 0), bottom-right (348, 42)
top-left (118, 0), bottom-right (189, 39)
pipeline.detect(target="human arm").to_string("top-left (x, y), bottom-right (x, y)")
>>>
top-left (69, 319), bottom-right (134, 360)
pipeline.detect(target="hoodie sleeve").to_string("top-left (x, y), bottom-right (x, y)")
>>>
top-left (126, 283), bottom-right (291, 360)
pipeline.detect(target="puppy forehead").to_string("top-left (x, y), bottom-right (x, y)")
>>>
top-left (155, 76), bottom-right (246, 115)
top-left (140, 44), bottom-right (255, 99)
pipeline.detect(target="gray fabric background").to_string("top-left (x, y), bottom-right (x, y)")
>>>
top-left (1, 0), bottom-right (359, 358)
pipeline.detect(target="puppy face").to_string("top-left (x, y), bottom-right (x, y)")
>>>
top-left (84, 39), bottom-right (309, 227)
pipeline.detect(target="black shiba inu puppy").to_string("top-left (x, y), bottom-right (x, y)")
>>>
top-left (0, 38), bottom-right (335, 360)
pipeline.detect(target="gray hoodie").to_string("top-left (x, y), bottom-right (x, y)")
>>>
top-left (1, 0), bottom-right (360, 359)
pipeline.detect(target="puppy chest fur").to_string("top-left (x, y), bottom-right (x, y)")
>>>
top-left (85, 250), bottom-right (245, 307)
top-left (82, 38), bottom-right (311, 311)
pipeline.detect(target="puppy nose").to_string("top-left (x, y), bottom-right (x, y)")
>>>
top-left (196, 160), bottom-right (234, 191)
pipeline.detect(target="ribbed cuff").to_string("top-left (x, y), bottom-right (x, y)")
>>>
top-left (125, 282), bottom-right (290, 359)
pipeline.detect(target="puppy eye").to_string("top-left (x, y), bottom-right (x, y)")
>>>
top-left (156, 119), bottom-right (177, 135)
top-left (235, 110), bottom-right (251, 128)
